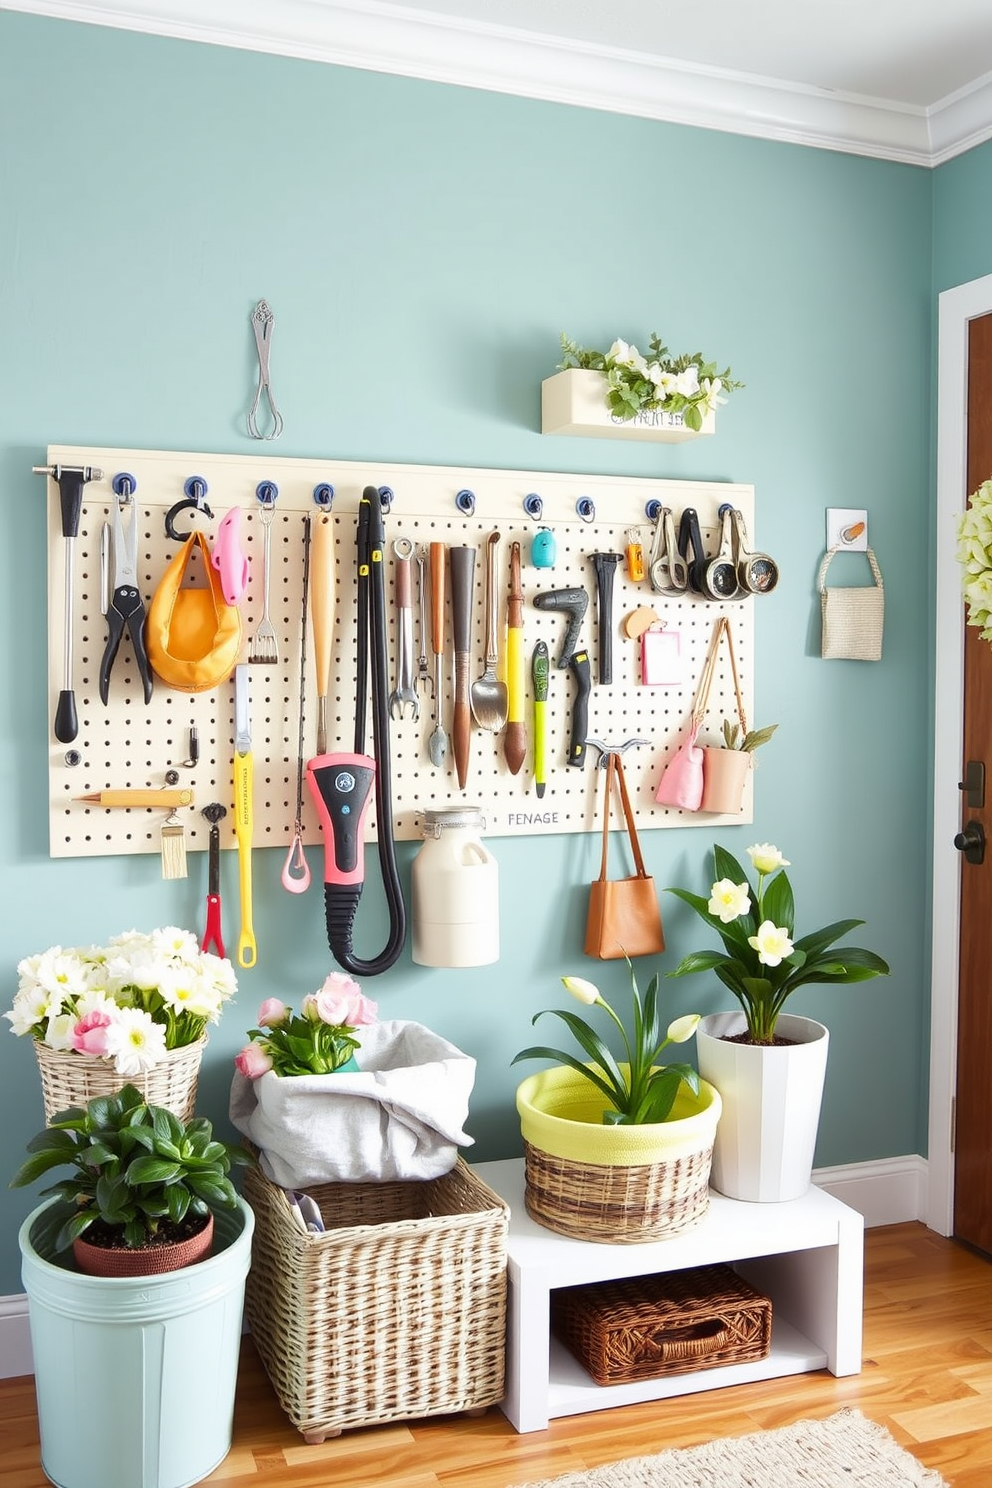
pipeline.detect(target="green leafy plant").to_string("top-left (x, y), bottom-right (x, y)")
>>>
top-left (721, 720), bottom-right (779, 752)
top-left (666, 843), bottom-right (890, 1044)
top-left (512, 969), bottom-right (701, 1126)
top-left (557, 332), bottom-right (743, 431)
top-left (10, 1084), bottom-right (247, 1253)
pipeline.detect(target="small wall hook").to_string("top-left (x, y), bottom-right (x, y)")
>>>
top-left (576, 496), bottom-right (596, 523)
top-left (455, 488), bottom-right (475, 516)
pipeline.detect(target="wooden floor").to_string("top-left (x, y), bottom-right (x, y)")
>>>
top-left (3, 1222), bottom-right (991, 1488)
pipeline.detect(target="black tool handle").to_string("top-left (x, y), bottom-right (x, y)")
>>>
top-left (57, 469), bottom-right (88, 540)
top-left (678, 509), bottom-right (707, 594)
top-left (591, 553), bottom-right (620, 685)
top-left (54, 691), bottom-right (78, 744)
top-left (98, 608), bottom-right (124, 705)
top-left (568, 650), bottom-right (592, 768)
top-left (533, 587), bottom-right (588, 668)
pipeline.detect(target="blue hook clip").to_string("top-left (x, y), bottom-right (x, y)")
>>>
top-left (112, 472), bottom-right (135, 502)
top-left (455, 489), bottom-right (476, 516)
top-left (576, 496), bottom-right (596, 523)
top-left (378, 486), bottom-right (394, 513)
top-left (523, 493), bottom-right (543, 520)
top-left (313, 483), bottom-right (334, 509)
top-left (645, 499), bottom-right (662, 522)
top-left (255, 481), bottom-right (279, 507)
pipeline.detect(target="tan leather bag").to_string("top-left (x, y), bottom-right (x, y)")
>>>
top-left (146, 532), bottom-right (243, 692)
top-left (585, 754), bottom-right (665, 961)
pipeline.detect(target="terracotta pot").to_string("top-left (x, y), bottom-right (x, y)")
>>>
top-left (72, 1212), bottom-right (214, 1277)
top-left (700, 747), bottom-right (752, 813)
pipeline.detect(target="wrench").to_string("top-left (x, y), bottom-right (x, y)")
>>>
top-left (415, 545), bottom-right (433, 696)
top-left (389, 538), bottom-right (420, 721)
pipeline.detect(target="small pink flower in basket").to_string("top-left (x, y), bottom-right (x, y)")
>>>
top-left (72, 1009), bottom-right (113, 1057)
top-left (234, 1043), bottom-right (274, 1079)
top-left (236, 974), bottom-right (379, 1079)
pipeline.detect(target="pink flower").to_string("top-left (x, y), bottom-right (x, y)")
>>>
top-left (348, 992), bottom-right (378, 1027)
top-left (311, 972), bottom-right (365, 1027)
top-left (234, 1043), bottom-right (273, 1079)
top-left (257, 997), bottom-right (289, 1029)
top-left (72, 1009), bottom-right (113, 1057)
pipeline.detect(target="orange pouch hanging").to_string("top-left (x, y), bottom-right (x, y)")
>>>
top-left (146, 531), bottom-right (243, 692)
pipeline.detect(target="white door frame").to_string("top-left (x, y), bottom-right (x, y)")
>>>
top-left (928, 271), bottom-right (992, 1234)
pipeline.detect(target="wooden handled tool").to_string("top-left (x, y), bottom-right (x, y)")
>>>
top-left (504, 541), bottom-right (527, 774)
top-left (310, 512), bottom-right (335, 756)
top-left (234, 664), bottom-right (257, 969)
top-left (428, 542), bottom-right (448, 767)
top-left (449, 545), bottom-right (476, 790)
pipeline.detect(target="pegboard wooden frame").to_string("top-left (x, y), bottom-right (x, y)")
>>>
top-left (44, 446), bottom-right (757, 859)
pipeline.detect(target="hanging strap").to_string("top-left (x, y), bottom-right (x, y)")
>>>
top-left (690, 616), bottom-right (726, 725)
top-left (721, 618), bottom-right (748, 737)
top-left (597, 754), bottom-right (650, 883)
top-left (817, 545), bottom-right (884, 593)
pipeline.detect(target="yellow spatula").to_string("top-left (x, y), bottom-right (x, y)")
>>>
top-left (234, 664), bottom-right (257, 969)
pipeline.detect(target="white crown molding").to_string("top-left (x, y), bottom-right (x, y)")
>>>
top-left (5, 0), bottom-right (990, 167)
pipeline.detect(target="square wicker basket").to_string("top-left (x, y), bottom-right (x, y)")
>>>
top-left (243, 1159), bottom-right (508, 1442)
top-left (551, 1263), bottom-right (772, 1386)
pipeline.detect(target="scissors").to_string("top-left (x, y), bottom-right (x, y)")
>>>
top-left (99, 492), bottom-right (153, 705)
top-left (247, 299), bottom-right (284, 440)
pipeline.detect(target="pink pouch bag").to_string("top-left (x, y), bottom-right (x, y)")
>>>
top-left (654, 616), bottom-right (725, 812)
top-left (655, 720), bottom-right (704, 809)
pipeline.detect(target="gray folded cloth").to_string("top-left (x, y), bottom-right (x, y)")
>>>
top-left (229, 1019), bottom-right (476, 1188)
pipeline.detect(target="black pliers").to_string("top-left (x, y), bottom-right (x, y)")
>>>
top-left (99, 493), bottom-right (153, 705)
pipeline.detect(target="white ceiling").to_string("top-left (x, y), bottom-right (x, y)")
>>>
top-left (7, 0), bottom-right (992, 164)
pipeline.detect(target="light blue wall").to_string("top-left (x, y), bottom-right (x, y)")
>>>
top-left (1, 12), bottom-right (935, 1295)
top-left (934, 137), bottom-right (992, 294)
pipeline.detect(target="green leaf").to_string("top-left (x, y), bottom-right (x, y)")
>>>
top-left (792, 919), bottom-right (865, 958)
top-left (684, 404), bottom-right (703, 432)
top-left (511, 1046), bottom-right (622, 1107)
top-left (762, 871), bottom-right (795, 936)
top-left (9, 1145), bottom-right (77, 1188)
top-left (530, 1008), bottom-right (626, 1089)
top-left (127, 1156), bottom-right (183, 1186)
top-left (742, 724), bottom-right (778, 751)
top-left (55, 1207), bottom-right (97, 1252)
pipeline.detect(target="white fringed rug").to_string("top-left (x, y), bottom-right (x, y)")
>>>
top-left (511, 1410), bottom-right (948, 1488)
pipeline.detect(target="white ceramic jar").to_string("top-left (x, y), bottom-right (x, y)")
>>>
top-left (411, 807), bottom-right (499, 967)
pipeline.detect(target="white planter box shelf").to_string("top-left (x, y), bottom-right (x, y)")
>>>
top-left (473, 1157), bottom-right (864, 1434)
top-left (541, 368), bottom-right (715, 442)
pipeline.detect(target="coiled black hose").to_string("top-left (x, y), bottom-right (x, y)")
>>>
top-left (323, 487), bottom-right (406, 975)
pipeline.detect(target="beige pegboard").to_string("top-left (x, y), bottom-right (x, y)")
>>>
top-left (43, 446), bottom-right (759, 858)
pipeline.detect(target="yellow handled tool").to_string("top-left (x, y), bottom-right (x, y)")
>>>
top-left (234, 664), bottom-right (257, 969)
top-left (503, 541), bottom-right (527, 775)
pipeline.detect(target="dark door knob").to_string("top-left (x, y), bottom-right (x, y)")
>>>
top-left (954, 819), bottom-right (986, 865)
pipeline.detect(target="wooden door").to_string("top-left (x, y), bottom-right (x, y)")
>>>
top-left (954, 312), bottom-right (992, 1255)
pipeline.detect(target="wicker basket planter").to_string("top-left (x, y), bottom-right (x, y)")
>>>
top-left (34, 1036), bottom-right (205, 1125)
top-left (551, 1263), bottom-right (772, 1385)
top-left (243, 1158), bottom-right (508, 1442)
top-left (516, 1065), bottom-right (721, 1244)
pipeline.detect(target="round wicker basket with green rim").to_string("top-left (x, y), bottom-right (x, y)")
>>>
top-left (516, 1065), bottom-right (721, 1244)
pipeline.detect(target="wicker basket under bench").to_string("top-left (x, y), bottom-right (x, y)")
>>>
top-left (243, 1159), bottom-right (509, 1442)
top-left (551, 1263), bottom-right (772, 1387)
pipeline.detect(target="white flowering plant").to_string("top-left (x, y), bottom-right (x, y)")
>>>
top-left (557, 331), bottom-right (743, 431)
top-left (4, 929), bottom-right (237, 1077)
top-left (957, 478), bottom-right (992, 640)
top-left (512, 966), bottom-right (701, 1125)
top-left (665, 844), bottom-right (889, 1044)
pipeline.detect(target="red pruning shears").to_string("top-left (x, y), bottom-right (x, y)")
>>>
top-left (200, 803), bottom-right (227, 956)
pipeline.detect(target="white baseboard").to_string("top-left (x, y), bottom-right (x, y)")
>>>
top-left (0, 1154), bottom-right (929, 1381)
top-left (813, 1154), bottom-right (929, 1228)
